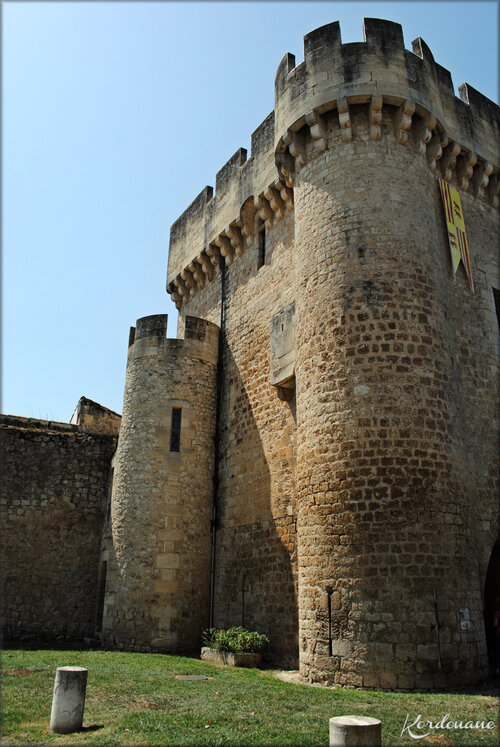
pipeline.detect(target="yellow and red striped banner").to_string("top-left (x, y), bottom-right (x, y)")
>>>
top-left (439, 178), bottom-right (474, 291)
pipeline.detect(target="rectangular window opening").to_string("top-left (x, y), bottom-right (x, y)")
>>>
top-left (170, 407), bottom-right (182, 452)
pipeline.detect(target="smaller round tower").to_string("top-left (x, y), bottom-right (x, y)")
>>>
top-left (102, 314), bottom-right (219, 652)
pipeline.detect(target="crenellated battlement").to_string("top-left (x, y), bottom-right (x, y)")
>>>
top-left (275, 17), bottom-right (500, 136)
top-left (167, 111), bottom-right (285, 303)
top-left (167, 18), bottom-right (499, 310)
top-left (128, 314), bottom-right (219, 367)
top-left (274, 18), bottom-right (499, 173)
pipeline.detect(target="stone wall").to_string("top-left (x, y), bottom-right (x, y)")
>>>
top-left (1, 415), bottom-right (117, 641)
top-left (177, 210), bottom-right (300, 667)
top-left (70, 396), bottom-right (121, 436)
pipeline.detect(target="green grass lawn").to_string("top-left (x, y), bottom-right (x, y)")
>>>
top-left (1, 647), bottom-right (498, 746)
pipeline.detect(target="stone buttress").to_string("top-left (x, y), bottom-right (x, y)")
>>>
top-left (101, 314), bottom-right (219, 652)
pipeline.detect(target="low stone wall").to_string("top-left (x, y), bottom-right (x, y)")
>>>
top-left (1, 415), bottom-right (117, 641)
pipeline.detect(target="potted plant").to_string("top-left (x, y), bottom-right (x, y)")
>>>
top-left (201, 626), bottom-right (269, 667)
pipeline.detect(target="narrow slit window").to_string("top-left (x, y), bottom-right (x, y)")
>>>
top-left (257, 220), bottom-right (266, 269)
top-left (106, 467), bottom-right (114, 522)
top-left (493, 288), bottom-right (500, 331)
top-left (170, 407), bottom-right (182, 452)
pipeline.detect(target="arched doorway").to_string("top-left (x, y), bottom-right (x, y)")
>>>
top-left (483, 539), bottom-right (500, 675)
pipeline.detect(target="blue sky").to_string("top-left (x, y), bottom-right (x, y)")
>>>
top-left (3, 0), bottom-right (499, 422)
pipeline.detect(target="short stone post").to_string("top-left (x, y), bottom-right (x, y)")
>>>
top-left (329, 715), bottom-right (381, 746)
top-left (49, 666), bottom-right (88, 734)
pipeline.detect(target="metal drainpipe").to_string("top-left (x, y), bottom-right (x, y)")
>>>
top-left (209, 256), bottom-right (226, 628)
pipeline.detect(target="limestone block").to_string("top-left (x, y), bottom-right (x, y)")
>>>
top-left (270, 302), bottom-right (296, 387)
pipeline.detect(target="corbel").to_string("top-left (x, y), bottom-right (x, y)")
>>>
top-left (180, 268), bottom-right (195, 290)
top-left (455, 150), bottom-right (477, 191)
top-left (487, 172), bottom-right (499, 208)
top-left (198, 251), bottom-right (215, 282)
top-left (214, 234), bottom-right (235, 265)
top-left (283, 129), bottom-right (307, 167)
top-left (257, 194), bottom-right (274, 230)
top-left (226, 222), bottom-right (245, 257)
top-left (277, 386), bottom-right (294, 402)
top-left (171, 291), bottom-right (183, 310)
top-left (188, 260), bottom-right (205, 290)
top-left (240, 205), bottom-right (256, 247)
top-left (167, 280), bottom-right (183, 310)
top-left (426, 131), bottom-right (446, 173)
top-left (174, 275), bottom-right (189, 302)
top-left (470, 160), bottom-right (494, 200)
top-left (337, 97), bottom-right (352, 143)
top-left (305, 110), bottom-right (327, 152)
top-left (413, 111), bottom-right (436, 157)
top-left (264, 182), bottom-right (286, 221)
top-left (394, 99), bottom-right (415, 144)
top-left (277, 179), bottom-right (294, 211)
top-left (440, 141), bottom-right (461, 182)
top-left (206, 243), bottom-right (221, 267)
top-left (180, 267), bottom-right (197, 297)
top-left (275, 151), bottom-right (295, 188)
top-left (368, 95), bottom-right (383, 141)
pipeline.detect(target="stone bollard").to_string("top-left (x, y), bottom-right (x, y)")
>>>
top-left (329, 715), bottom-right (381, 747)
top-left (49, 666), bottom-right (88, 734)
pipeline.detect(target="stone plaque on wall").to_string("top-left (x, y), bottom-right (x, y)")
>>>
top-left (270, 301), bottom-right (296, 388)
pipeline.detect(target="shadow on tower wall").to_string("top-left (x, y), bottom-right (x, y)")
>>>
top-left (212, 341), bottom-right (299, 669)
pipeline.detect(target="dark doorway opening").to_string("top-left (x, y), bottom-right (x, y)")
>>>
top-left (483, 539), bottom-right (500, 675)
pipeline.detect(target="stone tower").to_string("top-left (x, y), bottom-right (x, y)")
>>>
top-left (101, 314), bottom-right (219, 652)
top-left (273, 20), bottom-right (499, 687)
top-left (100, 18), bottom-right (498, 690)
top-left (164, 19), bottom-right (499, 688)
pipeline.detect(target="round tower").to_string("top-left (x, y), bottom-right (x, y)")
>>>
top-left (274, 20), bottom-right (499, 688)
top-left (102, 314), bottom-right (219, 652)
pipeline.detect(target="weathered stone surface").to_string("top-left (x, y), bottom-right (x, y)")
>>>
top-left (1, 415), bottom-right (117, 641)
top-left (70, 397), bottom-right (121, 436)
top-left (270, 301), bottom-right (296, 388)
